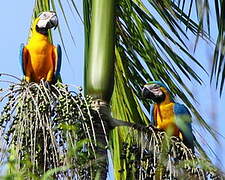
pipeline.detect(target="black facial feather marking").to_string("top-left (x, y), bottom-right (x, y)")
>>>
top-left (36, 25), bottom-right (48, 36)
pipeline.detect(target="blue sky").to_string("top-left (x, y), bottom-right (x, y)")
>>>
top-left (0, 0), bottom-right (224, 175)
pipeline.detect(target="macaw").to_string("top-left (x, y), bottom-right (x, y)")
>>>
top-left (142, 81), bottom-right (194, 151)
top-left (19, 11), bottom-right (62, 83)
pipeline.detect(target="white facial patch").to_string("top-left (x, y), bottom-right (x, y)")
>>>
top-left (37, 20), bottom-right (48, 28)
top-left (151, 88), bottom-right (163, 96)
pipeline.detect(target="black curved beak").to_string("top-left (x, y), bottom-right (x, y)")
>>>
top-left (52, 15), bottom-right (58, 30)
top-left (46, 14), bottom-right (58, 29)
top-left (142, 86), bottom-right (155, 99)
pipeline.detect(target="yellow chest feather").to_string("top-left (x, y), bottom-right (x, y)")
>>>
top-left (25, 34), bottom-right (54, 81)
top-left (154, 103), bottom-right (179, 136)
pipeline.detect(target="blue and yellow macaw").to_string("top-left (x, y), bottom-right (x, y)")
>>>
top-left (19, 11), bottom-right (61, 83)
top-left (142, 81), bottom-right (194, 151)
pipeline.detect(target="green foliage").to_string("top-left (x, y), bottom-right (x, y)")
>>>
top-left (110, 0), bottom-right (214, 177)
top-left (210, 0), bottom-right (225, 94)
top-left (113, 0), bottom-right (216, 137)
top-left (111, 47), bottom-right (149, 179)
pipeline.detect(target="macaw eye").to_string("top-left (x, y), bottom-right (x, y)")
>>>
top-left (43, 13), bottom-right (47, 18)
top-left (39, 13), bottom-right (48, 19)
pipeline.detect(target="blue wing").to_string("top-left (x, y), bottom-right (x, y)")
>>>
top-left (174, 103), bottom-right (194, 151)
top-left (150, 105), bottom-right (156, 126)
top-left (55, 44), bottom-right (62, 78)
top-left (19, 43), bottom-right (25, 75)
top-left (52, 44), bottom-right (62, 83)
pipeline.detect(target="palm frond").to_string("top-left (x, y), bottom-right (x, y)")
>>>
top-left (211, 0), bottom-right (225, 94)
top-left (114, 0), bottom-right (218, 141)
top-left (111, 47), bottom-right (149, 178)
top-left (83, 0), bottom-right (91, 78)
top-left (109, 0), bottom-right (220, 177)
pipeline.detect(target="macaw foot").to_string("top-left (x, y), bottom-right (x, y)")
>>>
top-left (21, 78), bottom-right (28, 83)
top-left (25, 76), bottom-right (31, 83)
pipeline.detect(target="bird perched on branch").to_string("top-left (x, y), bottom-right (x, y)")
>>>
top-left (142, 81), bottom-right (194, 151)
top-left (20, 11), bottom-right (62, 83)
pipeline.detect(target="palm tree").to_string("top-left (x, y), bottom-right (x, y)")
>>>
top-left (83, 0), bottom-right (223, 179)
top-left (0, 0), bottom-right (224, 179)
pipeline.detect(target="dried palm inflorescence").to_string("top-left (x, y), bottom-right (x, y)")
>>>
top-left (120, 127), bottom-right (224, 180)
top-left (0, 74), bottom-right (100, 179)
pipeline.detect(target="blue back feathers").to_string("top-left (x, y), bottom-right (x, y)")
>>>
top-left (174, 103), bottom-right (191, 116)
top-left (19, 43), bottom-right (25, 76)
top-left (150, 105), bottom-right (155, 125)
top-left (174, 103), bottom-right (194, 150)
top-left (55, 44), bottom-right (62, 78)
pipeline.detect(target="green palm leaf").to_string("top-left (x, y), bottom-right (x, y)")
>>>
top-left (113, 0), bottom-right (218, 141)
top-left (211, 0), bottom-right (225, 94)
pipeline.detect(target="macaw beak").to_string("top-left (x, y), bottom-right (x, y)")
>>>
top-left (48, 14), bottom-right (58, 30)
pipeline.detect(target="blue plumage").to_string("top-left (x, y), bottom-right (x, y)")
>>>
top-left (174, 103), bottom-right (194, 150)
top-left (55, 44), bottom-right (62, 79)
top-left (150, 105), bottom-right (155, 125)
top-left (19, 43), bottom-right (25, 76)
top-left (174, 103), bottom-right (190, 115)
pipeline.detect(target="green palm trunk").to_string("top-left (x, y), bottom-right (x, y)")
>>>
top-left (84, 0), bottom-right (115, 103)
top-left (84, 0), bottom-right (115, 179)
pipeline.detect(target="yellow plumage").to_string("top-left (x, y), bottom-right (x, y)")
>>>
top-left (153, 87), bottom-right (182, 138)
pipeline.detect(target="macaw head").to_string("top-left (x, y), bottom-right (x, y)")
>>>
top-left (34, 11), bottom-right (58, 35)
top-left (142, 81), bottom-right (173, 103)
